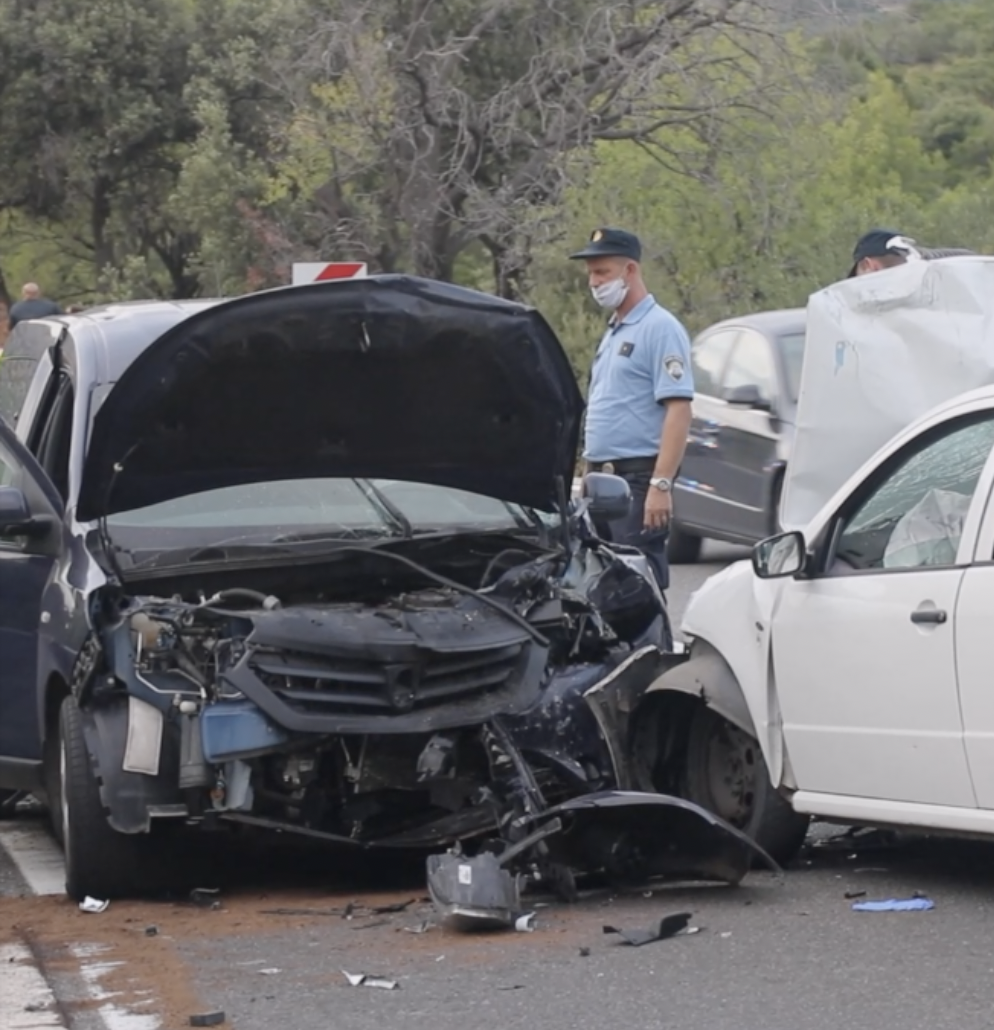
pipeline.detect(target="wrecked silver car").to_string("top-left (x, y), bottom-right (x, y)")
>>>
top-left (0, 276), bottom-right (774, 907)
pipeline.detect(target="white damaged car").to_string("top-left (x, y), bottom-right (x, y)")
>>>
top-left (644, 255), bottom-right (994, 861)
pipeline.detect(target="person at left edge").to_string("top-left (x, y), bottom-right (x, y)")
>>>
top-left (570, 226), bottom-right (694, 595)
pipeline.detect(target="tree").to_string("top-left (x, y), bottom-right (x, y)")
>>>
top-left (265, 0), bottom-right (791, 297)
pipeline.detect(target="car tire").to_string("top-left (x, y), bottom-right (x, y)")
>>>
top-left (667, 521), bottom-right (702, 564)
top-left (59, 696), bottom-right (149, 901)
top-left (682, 705), bottom-right (809, 866)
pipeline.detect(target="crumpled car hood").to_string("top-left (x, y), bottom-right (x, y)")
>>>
top-left (77, 275), bottom-right (584, 521)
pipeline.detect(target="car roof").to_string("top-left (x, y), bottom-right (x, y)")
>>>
top-left (701, 307), bottom-right (806, 338)
top-left (47, 299), bottom-right (224, 384)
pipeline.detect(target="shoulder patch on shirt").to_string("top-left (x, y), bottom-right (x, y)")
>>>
top-left (664, 356), bottom-right (686, 381)
top-left (618, 341), bottom-right (635, 357)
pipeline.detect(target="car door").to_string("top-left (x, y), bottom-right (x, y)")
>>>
top-left (0, 417), bottom-right (65, 767)
top-left (712, 329), bottom-right (782, 540)
top-left (675, 328), bottom-right (739, 531)
top-left (952, 484), bottom-right (994, 809)
top-left (771, 411), bottom-right (994, 808)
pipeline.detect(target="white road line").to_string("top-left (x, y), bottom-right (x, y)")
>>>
top-left (0, 943), bottom-right (65, 1028)
top-left (0, 822), bottom-right (65, 896)
top-left (71, 945), bottom-right (161, 1030)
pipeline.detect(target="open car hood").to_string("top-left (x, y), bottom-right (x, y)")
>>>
top-left (77, 276), bottom-right (584, 521)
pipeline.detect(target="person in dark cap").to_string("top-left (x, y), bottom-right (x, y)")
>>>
top-left (848, 228), bottom-right (975, 278)
top-left (570, 226), bottom-right (694, 603)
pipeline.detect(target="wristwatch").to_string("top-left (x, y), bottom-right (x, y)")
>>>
top-left (649, 476), bottom-right (672, 492)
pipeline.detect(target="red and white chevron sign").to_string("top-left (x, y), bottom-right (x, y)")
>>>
top-left (292, 262), bottom-right (368, 284)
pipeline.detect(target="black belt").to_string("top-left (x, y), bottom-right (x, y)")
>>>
top-left (587, 457), bottom-right (656, 475)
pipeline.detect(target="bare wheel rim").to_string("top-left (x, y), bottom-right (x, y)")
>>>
top-left (701, 718), bottom-right (758, 828)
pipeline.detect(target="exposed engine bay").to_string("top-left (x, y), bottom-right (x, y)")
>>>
top-left (71, 533), bottom-right (775, 916)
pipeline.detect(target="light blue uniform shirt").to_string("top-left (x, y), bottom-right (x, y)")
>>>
top-left (583, 294), bottom-right (694, 462)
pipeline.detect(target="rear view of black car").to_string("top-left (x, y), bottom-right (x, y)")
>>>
top-left (0, 277), bottom-right (773, 912)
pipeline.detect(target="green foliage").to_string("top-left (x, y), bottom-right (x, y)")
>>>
top-left (0, 0), bottom-right (991, 372)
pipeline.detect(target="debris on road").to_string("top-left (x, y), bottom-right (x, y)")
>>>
top-left (851, 897), bottom-right (935, 912)
top-left (426, 851), bottom-right (523, 932)
top-left (189, 1012), bottom-right (226, 1027)
top-left (79, 896), bottom-right (109, 913)
top-left (258, 968), bottom-right (281, 975)
top-left (602, 912), bottom-right (694, 946)
top-left (579, 946), bottom-right (591, 957)
top-left (144, 925), bottom-right (159, 936)
top-left (190, 888), bottom-right (222, 909)
top-left (401, 920), bottom-right (432, 934)
top-left (514, 913), bottom-right (537, 932)
top-left (844, 891), bottom-right (867, 900)
top-left (343, 970), bottom-right (400, 990)
top-left (369, 899), bottom-right (417, 914)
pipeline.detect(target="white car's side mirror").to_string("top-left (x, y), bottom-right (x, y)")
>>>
top-left (753, 530), bottom-right (807, 579)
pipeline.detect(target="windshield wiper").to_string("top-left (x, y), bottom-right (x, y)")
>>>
top-left (355, 478), bottom-right (413, 537)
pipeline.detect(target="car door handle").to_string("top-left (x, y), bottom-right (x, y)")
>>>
top-left (910, 608), bottom-right (947, 625)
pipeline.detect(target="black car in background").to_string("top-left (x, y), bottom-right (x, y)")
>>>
top-left (669, 309), bottom-right (806, 563)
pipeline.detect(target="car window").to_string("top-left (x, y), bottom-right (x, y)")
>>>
top-left (834, 414), bottom-right (994, 571)
top-left (778, 331), bottom-right (806, 401)
top-left (0, 324), bottom-right (55, 426)
top-left (723, 331), bottom-right (776, 401)
top-left (690, 330), bottom-right (738, 397)
top-left (0, 445), bottom-right (25, 550)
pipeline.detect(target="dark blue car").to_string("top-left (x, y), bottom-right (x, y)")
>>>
top-left (0, 277), bottom-right (775, 907)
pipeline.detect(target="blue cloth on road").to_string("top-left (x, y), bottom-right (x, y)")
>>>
top-left (583, 295), bottom-right (694, 462)
top-left (851, 898), bottom-right (935, 912)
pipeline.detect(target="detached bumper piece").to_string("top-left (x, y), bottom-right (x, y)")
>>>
top-left (524, 790), bottom-right (781, 886)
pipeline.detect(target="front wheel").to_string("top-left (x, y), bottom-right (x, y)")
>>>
top-left (682, 705), bottom-right (809, 866)
top-left (59, 696), bottom-right (151, 901)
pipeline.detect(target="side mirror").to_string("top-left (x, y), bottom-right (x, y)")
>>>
top-left (724, 383), bottom-right (771, 411)
top-left (752, 530), bottom-right (806, 579)
top-left (0, 485), bottom-right (48, 537)
top-left (582, 472), bottom-right (631, 522)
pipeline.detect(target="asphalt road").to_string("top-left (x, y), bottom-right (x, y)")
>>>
top-left (5, 540), bottom-right (994, 1030)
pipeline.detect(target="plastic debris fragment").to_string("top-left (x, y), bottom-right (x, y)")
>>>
top-left (852, 898), bottom-right (934, 912)
top-left (342, 970), bottom-right (400, 990)
top-left (602, 912), bottom-right (693, 946)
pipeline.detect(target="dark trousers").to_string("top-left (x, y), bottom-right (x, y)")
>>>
top-left (588, 458), bottom-right (669, 593)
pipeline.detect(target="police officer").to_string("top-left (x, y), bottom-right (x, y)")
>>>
top-left (848, 228), bottom-right (975, 277)
top-left (570, 227), bottom-right (694, 594)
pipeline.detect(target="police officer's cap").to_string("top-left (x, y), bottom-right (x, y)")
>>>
top-left (847, 228), bottom-right (913, 278)
top-left (570, 227), bottom-right (642, 262)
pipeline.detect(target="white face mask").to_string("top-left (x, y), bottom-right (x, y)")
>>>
top-left (591, 277), bottom-right (629, 310)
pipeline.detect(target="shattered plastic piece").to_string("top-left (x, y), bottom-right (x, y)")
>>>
top-left (402, 920), bottom-right (432, 934)
top-left (342, 970), bottom-right (400, 990)
top-left (578, 947), bottom-right (591, 957)
top-left (369, 898), bottom-right (417, 914)
top-left (79, 897), bottom-right (109, 913)
top-left (852, 898), bottom-right (935, 912)
top-left (427, 852), bottom-right (522, 932)
top-left (144, 925), bottom-right (159, 936)
top-left (844, 891), bottom-right (867, 900)
top-left (189, 1012), bottom-right (226, 1027)
top-left (258, 968), bottom-right (281, 975)
top-left (190, 888), bottom-right (221, 908)
top-left (602, 912), bottom-right (692, 946)
top-left (719, 932), bottom-right (732, 939)
top-left (514, 913), bottom-right (536, 932)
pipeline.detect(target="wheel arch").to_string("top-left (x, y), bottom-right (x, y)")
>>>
top-left (642, 638), bottom-right (758, 740)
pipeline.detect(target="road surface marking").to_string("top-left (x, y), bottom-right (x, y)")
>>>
top-left (0, 822), bottom-right (65, 896)
top-left (0, 943), bottom-right (65, 1028)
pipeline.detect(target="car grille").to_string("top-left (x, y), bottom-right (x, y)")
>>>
top-left (249, 642), bottom-right (528, 716)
